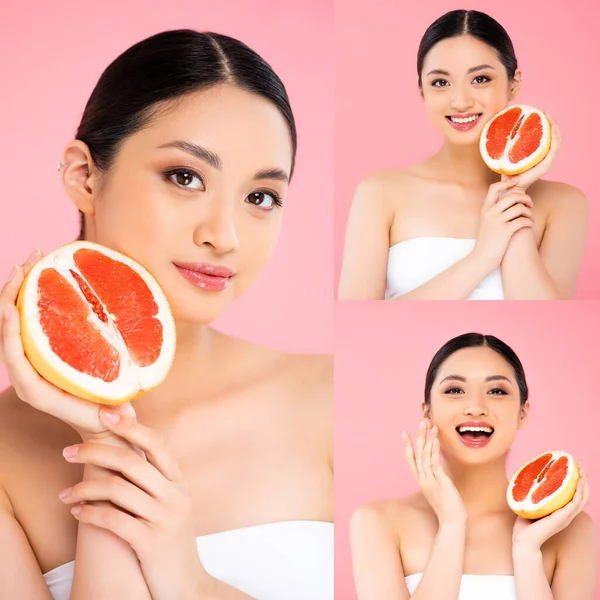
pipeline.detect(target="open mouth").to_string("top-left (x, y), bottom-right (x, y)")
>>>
top-left (456, 424), bottom-right (494, 448)
top-left (445, 113), bottom-right (483, 130)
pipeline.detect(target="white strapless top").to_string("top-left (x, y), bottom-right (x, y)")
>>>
top-left (385, 237), bottom-right (504, 300)
top-left (405, 573), bottom-right (516, 598)
top-left (43, 520), bottom-right (333, 600)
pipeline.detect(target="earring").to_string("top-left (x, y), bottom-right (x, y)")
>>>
top-left (57, 161), bottom-right (66, 172)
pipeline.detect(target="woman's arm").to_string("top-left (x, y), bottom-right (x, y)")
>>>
top-left (0, 487), bottom-right (54, 600)
top-left (350, 503), bottom-right (466, 600)
top-left (513, 512), bottom-right (597, 600)
top-left (338, 177), bottom-right (393, 300)
top-left (66, 418), bottom-right (259, 600)
top-left (501, 185), bottom-right (588, 299)
top-left (390, 252), bottom-right (494, 300)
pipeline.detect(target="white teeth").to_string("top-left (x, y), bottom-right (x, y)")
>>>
top-left (458, 426), bottom-right (493, 433)
top-left (450, 115), bottom-right (480, 123)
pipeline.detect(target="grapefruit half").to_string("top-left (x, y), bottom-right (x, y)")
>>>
top-left (16, 241), bottom-right (176, 405)
top-left (507, 451), bottom-right (579, 519)
top-left (480, 105), bottom-right (552, 175)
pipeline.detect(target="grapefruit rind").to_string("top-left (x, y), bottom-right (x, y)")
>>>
top-left (480, 105), bottom-right (552, 176)
top-left (16, 241), bottom-right (176, 405)
top-left (506, 451), bottom-right (579, 520)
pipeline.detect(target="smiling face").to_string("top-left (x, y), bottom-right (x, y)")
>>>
top-left (420, 35), bottom-right (521, 146)
top-left (68, 83), bottom-right (293, 325)
top-left (424, 346), bottom-right (529, 465)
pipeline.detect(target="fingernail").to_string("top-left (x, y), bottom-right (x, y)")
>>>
top-left (71, 505), bottom-right (82, 516)
top-left (59, 487), bottom-right (72, 500)
top-left (99, 408), bottom-right (120, 424)
top-left (25, 249), bottom-right (41, 264)
top-left (63, 445), bottom-right (80, 459)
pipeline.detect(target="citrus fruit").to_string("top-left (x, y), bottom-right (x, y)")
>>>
top-left (16, 241), bottom-right (176, 405)
top-left (507, 451), bottom-right (579, 519)
top-left (480, 105), bottom-right (552, 175)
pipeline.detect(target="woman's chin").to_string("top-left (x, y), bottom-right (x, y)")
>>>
top-left (167, 293), bottom-right (234, 327)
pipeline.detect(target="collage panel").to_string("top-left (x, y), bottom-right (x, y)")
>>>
top-left (0, 2), bottom-right (333, 599)
top-left (335, 2), bottom-right (599, 300)
top-left (335, 301), bottom-right (598, 598)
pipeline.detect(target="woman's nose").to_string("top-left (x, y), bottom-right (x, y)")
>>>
top-left (192, 197), bottom-right (240, 254)
top-left (463, 397), bottom-right (489, 416)
top-left (449, 85), bottom-right (474, 112)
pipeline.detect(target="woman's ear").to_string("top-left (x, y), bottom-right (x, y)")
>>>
top-left (59, 140), bottom-right (98, 217)
top-left (421, 400), bottom-right (431, 421)
top-left (517, 400), bottom-right (530, 430)
top-left (509, 69), bottom-right (523, 101)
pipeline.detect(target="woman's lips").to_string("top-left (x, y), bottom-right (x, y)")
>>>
top-left (457, 431), bottom-right (493, 448)
top-left (173, 262), bottom-right (234, 292)
top-left (446, 113), bottom-right (483, 131)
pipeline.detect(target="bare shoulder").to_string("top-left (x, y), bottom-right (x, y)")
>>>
top-left (351, 493), bottom-right (427, 537)
top-left (552, 510), bottom-right (597, 552)
top-left (530, 180), bottom-right (588, 216)
top-left (359, 165), bottom-right (428, 194)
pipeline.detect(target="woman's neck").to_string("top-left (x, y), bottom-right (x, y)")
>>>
top-left (443, 454), bottom-right (511, 516)
top-left (432, 142), bottom-right (500, 188)
top-left (132, 321), bottom-right (233, 423)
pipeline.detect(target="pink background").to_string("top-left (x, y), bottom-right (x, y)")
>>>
top-left (335, 301), bottom-right (600, 599)
top-left (334, 0), bottom-right (600, 298)
top-left (0, 0), bottom-right (333, 389)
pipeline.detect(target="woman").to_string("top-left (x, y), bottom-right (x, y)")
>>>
top-left (350, 333), bottom-right (596, 599)
top-left (0, 30), bottom-right (333, 600)
top-left (338, 10), bottom-right (588, 300)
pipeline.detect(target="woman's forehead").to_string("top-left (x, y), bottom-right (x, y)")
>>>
top-left (120, 85), bottom-right (293, 171)
top-left (422, 35), bottom-right (502, 75)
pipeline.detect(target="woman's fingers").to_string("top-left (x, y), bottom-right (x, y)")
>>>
top-left (0, 250), bottom-right (42, 362)
top-left (501, 203), bottom-right (534, 223)
top-left (421, 426), bottom-right (437, 481)
top-left (60, 476), bottom-right (161, 523)
top-left (2, 303), bottom-right (49, 404)
top-left (492, 193), bottom-right (533, 215)
top-left (483, 178), bottom-right (520, 208)
top-left (508, 217), bottom-right (535, 235)
top-left (414, 420), bottom-right (428, 480)
top-left (98, 409), bottom-right (183, 482)
top-left (403, 432), bottom-right (419, 483)
top-left (70, 502), bottom-right (147, 550)
top-left (63, 441), bottom-right (171, 501)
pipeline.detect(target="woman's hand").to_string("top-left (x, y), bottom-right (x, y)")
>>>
top-left (512, 463), bottom-right (590, 553)
top-left (472, 178), bottom-right (535, 271)
top-left (60, 408), bottom-right (204, 599)
top-left (403, 420), bottom-right (467, 526)
top-left (508, 113), bottom-right (562, 192)
top-left (0, 250), bottom-right (135, 442)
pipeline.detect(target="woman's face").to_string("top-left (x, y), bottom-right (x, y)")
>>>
top-left (424, 346), bottom-right (528, 466)
top-left (420, 35), bottom-right (520, 146)
top-left (75, 84), bottom-right (293, 325)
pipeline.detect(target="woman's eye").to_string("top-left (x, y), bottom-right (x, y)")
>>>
top-left (473, 75), bottom-right (490, 84)
top-left (432, 79), bottom-right (449, 87)
top-left (165, 168), bottom-right (204, 190)
top-left (245, 191), bottom-right (283, 211)
top-left (445, 387), bottom-right (464, 395)
top-left (488, 388), bottom-right (507, 395)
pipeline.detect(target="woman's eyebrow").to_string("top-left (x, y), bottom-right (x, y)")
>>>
top-left (439, 374), bottom-right (467, 384)
top-left (426, 64), bottom-right (496, 77)
top-left (254, 168), bottom-right (289, 183)
top-left (485, 375), bottom-right (512, 383)
top-left (157, 140), bottom-right (222, 170)
top-left (156, 142), bottom-right (289, 183)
